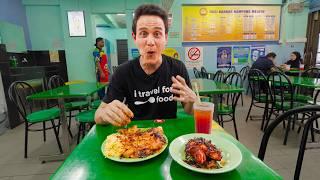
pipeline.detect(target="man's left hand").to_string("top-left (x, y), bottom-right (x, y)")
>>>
top-left (171, 75), bottom-right (196, 103)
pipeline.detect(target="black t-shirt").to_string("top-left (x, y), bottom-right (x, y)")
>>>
top-left (285, 59), bottom-right (300, 69)
top-left (103, 55), bottom-right (191, 120)
top-left (251, 56), bottom-right (274, 75)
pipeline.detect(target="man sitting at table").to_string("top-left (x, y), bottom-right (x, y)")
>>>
top-left (251, 52), bottom-right (277, 75)
top-left (95, 4), bottom-right (197, 126)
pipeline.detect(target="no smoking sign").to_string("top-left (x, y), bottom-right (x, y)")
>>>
top-left (188, 47), bottom-right (201, 61)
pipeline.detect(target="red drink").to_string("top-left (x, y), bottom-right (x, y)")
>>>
top-left (193, 102), bottom-right (214, 134)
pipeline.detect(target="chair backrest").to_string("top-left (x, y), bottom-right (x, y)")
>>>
top-left (112, 66), bottom-right (118, 74)
top-left (223, 72), bottom-right (242, 108)
top-left (267, 71), bottom-right (293, 110)
top-left (193, 67), bottom-right (201, 78)
top-left (302, 67), bottom-right (320, 78)
top-left (48, 75), bottom-right (65, 89)
top-left (8, 81), bottom-right (44, 121)
top-left (227, 66), bottom-right (236, 72)
top-left (213, 70), bottom-right (225, 82)
top-left (239, 66), bottom-right (250, 81)
top-left (200, 66), bottom-right (208, 79)
top-left (248, 69), bottom-right (271, 102)
top-left (258, 105), bottom-right (320, 180)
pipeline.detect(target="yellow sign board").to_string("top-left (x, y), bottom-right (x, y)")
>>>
top-left (182, 5), bottom-right (281, 42)
top-left (162, 48), bottom-right (180, 60)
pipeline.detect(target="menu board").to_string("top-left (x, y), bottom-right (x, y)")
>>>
top-left (182, 5), bottom-right (281, 42)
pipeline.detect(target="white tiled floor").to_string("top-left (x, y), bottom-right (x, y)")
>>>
top-left (0, 95), bottom-right (320, 180)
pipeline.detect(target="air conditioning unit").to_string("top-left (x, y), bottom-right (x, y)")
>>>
top-left (288, 2), bottom-right (304, 13)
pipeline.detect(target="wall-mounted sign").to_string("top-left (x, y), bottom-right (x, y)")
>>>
top-left (67, 11), bottom-right (86, 37)
top-left (185, 47), bottom-right (203, 69)
top-left (182, 5), bottom-right (281, 42)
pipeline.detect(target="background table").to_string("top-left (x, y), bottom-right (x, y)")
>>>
top-left (51, 114), bottom-right (281, 180)
top-left (27, 82), bottom-right (106, 161)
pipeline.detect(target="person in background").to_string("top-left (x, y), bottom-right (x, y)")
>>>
top-left (285, 51), bottom-right (302, 69)
top-left (251, 52), bottom-right (277, 75)
top-left (93, 37), bottom-right (109, 99)
top-left (94, 4), bottom-right (196, 126)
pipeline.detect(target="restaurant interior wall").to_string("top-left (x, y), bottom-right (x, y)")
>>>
top-left (0, 0), bottom-right (31, 49)
top-left (0, 21), bottom-right (27, 52)
top-left (167, 0), bottom-right (309, 77)
top-left (21, 0), bottom-right (308, 81)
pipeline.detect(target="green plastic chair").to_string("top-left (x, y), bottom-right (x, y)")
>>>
top-left (48, 75), bottom-right (90, 137)
top-left (91, 99), bottom-right (101, 109)
top-left (8, 81), bottom-right (63, 158)
top-left (75, 109), bottom-right (96, 144)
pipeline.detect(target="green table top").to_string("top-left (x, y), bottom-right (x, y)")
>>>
top-left (287, 76), bottom-right (320, 88)
top-left (51, 115), bottom-right (281, 180)
top-left (191, 78), bottom-right (244, 95)
top-left (27, 82), bottom-right (106, 100)
top-left (252, 75), bottom-right (320, 88)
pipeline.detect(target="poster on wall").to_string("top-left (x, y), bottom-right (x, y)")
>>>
top-left (217, 47), bottom-right (232, 68)
top-left (232, 46), bottom-right (250, 65)
top-left (185, 47), bottom-right (203, 69)
top-left (67, 11), bottom-right (86, 37)
top-left (251, 45), bottom-right (265, 62)
top-left (131, 48), bottom-right (140, 58)
top-left (49, 51), bottom-right (60, 63)
top-left (162, 48), bottom-right (180, 60)
top-left (182, 5), bottom-right (281, 42)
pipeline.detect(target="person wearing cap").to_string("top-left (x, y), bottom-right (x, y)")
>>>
top-left (93, 37), bottom-right (109, 98)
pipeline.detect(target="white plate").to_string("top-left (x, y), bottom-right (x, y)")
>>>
top-left (169, 133), bottom-right (242, 174)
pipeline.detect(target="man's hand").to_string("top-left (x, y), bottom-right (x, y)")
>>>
top-left (171, 75), bottom-right (196, 103)
top-left (95, 100), bottom-right (134, 126)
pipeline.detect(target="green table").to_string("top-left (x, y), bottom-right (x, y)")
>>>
top-left (27, 82), bottom-right (106, 162)
top-left (191, 78), bottom-right (244, 95)
top-left (51, 115), bottom-right (281, 180)
top-left (287, 76), bottom-right (320, 88)
top-left (191, 78), bottom-right (244, 119)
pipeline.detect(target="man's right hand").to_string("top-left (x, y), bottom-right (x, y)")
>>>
top-left (95, 100), bottom-right (134, 126)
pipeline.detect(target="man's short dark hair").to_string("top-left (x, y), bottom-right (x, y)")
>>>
top-left (132, 4), bottom-right (168, 35)
top-left (266, 52), bottom-right (276, 58)
top-left (95, 37), bottom-right (103, 47)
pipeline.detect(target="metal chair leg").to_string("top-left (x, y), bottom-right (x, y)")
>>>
top-left (297, 113), bottom-right (306, 133)
top-left (283, 117), bottom-right (292, 145)
top-left (24, 123), bottom-right (28, 158)
top-left (77, 123), bottom-right (82, 144)
top-left (50, 120), bottom-right (63, 154)
top-left (68, 111), bottom-right (73, 138)
top-left (241, 93), bottom-right (244, 106)
top-left (43, 122), bottom-right (46, 142)
top-left (232, 114), bottom-right (239, 140)
top-left (82, 123), bottom-right (86, 139)
top-left (245, 100), bottom-right (254, 122)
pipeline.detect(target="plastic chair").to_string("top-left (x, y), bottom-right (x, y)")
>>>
top-left (213, 70), bottom-right (225, 82)
top-left (48, 75), bottom-right (89, 137)
top-left (266, 71), bottom-right (306, 145)
top-left (245, 69), bottom-right (272, 130)
top-left (8, 81), bottom-right (63, 158)
top-left (75, 109), bottom-right (96, 144)
top-left (258, 105), bottom-right (320, 180)
top-left (216, 72), bottom-right (242, 140)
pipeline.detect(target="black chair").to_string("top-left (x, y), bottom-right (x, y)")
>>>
top-left (193, 67), bottom-right (202, 78)
top-left (245, 69), bottom-right (272, 130)
top-left (227, 66), bottom-right (236, 72)
top-left (200, 66), bottom-right (209, 79)
top-left (8, 81), bottom-right (63, 158)
top-left (258, 105), bottom-right (320, 180)
top-left (216, 72), bottom-right (242, 140)
top-left (213, 70), bottom-right (225, 82)
top-left (265, 71), bottom-right (306, 145)
top-left (239, 66), bottom-right (250, 106)
top-left (48, 75), bottom-right (89, 137)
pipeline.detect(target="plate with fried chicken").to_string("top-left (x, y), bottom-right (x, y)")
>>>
top-left (169, 133), bottom-right (242, 174)
top-left (101, 125), bottom-right (168, 162)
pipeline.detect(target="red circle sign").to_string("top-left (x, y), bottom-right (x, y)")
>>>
top-left (188, 47), bottom-right (201, 61)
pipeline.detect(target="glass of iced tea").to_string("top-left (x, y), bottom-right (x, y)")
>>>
top-left (299, 64), bottom-right (305, 71)
top-left (193, 102), bottom-right (214, 134)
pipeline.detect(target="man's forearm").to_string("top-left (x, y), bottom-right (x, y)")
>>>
top-left (182, 102), bottom-right (194, 115)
